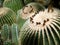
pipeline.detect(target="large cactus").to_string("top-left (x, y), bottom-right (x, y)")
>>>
top-left (19, 8), bottom-right (60, 45)
top-left (2, 24), bottom-right (10, 40)
top-left (3, 0), bottom-right (24, 13)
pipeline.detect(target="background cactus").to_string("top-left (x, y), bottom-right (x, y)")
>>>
top-left (2, 24), bottom-right (10, 40)
top-left (3, 0), bottom-right (27, 29)
top-left (0, 7), bottom-right (16, 29)
top-left (19, 8), bottom-right (60, 45)
top-left (11, 24), bottom-right (19, 45)
top-left (3, 0), bottom-right (25, 13)
top-left (1, 24), bottom-right (19, 45)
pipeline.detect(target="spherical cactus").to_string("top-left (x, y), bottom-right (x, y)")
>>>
top-left (17, 2), bottom-right (45, 19)
top-left (3, 0), bottom-right (24, 13)
top-left (0, 7), bottom-right (16, 29)
top-left (19, 8), bottom-right (60, 45)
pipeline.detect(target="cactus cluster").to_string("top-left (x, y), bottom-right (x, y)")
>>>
top-left (0, 0), bottom-right (60, 45)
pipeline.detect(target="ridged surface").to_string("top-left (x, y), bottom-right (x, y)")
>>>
top-left (0, 7), bottom-right (16, 29)
top-left (1, 24), bottom-right (19, 45)
top-left (19, 8), bottom-right (60, 45)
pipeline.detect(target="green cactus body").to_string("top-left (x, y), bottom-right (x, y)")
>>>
top-left (17, 2), bottom-right (45, 28)
top-left (11, 24), bottom-right (19, 45)
top-left (0, 7), bottom-right (16, 29)
top-left (2, 24), bottom-right (10, 40)
top-left (1, 24), bottom-right (19, 45)
top-left (3, 0), bottom-right (24, 13)
top-left (20, 8), bottom-right (60, 45)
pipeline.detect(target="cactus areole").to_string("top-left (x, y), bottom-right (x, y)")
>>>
top-left (20, 8), bottom-right (60, 45)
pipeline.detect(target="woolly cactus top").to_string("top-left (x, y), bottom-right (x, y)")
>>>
top-left (23, 8), bottom-right (60, 31)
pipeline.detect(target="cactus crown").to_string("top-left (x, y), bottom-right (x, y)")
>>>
top-left (22, 8), bottom-right (60, 31)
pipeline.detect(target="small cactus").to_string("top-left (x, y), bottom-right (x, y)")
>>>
top-left (11, 24), bottom-right (19, 45)
top-left (1, 24), bottom-right (19, 45)
top-left (2, 24), bottom-right (10, 40)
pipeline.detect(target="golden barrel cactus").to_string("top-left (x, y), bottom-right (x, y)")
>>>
top-left (19, 8), bottom-right (60, 45)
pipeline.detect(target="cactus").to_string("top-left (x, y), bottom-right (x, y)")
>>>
top-left (3, 0), bottom-right (25, 13)
top-left (2, 24), bottom-right (10, 40)
top-left (11, 24), bottom-right (19, 45)
top-left (0, 7), bottom-right (16, 29)
top-left (1, 24), bottom-right (19, 45)
top-left (23, 0), bottom-right (51, 6)
top-left (19, 8), bottom-right (60, 45)
top-left (17, 2), bottom-right (45, 19)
